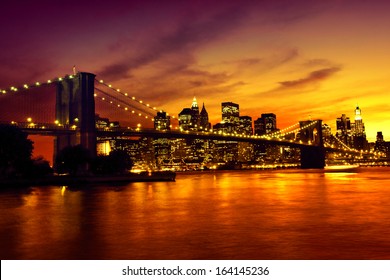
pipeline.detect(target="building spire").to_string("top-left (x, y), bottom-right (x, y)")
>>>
top-left (191, 96), bottom-right (198, 110)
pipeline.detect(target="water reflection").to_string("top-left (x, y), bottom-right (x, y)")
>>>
top-left (1, 168), bottom-right (390, 259)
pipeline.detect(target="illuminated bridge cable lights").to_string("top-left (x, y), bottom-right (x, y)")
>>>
top-left (331, 134), bottom-right (356, 152)
top-left (262, 120), bottom-right (319, 141)
top-left (95, 78), bottom-right (177, 120)
top-left (94, 92), bottom-right (155, 123)
top-left (0, 74), bottom-right (76, 95)
top-left (263, 123), bottom-right (301, 139)
top-left (94, 87), bottom-right (155, 118)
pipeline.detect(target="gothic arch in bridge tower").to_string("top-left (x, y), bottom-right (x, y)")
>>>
top-left (54, 72), bottom-right (97, 168)
top-left (299, 120), bottom-right (325, 169)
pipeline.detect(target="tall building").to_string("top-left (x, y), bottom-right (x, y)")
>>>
top-left (352, 106), bottom-right (368, 150)
top-left (375, 132), bottom-right (390, 158)
top-left (353, 106), bottom-right (365, 136)
top-left (179, 97), bottom-right (200, 131)
top-left (254, 113), bottom-right (277, 135)
top-left (199, 103), bottom-right (211, 131)
top-left (336, 114), bottom-right (352, 146)
top-left (221, 102), bottom-right (239, 125)
top-left (154, 111), bottom-right (171, 131)
top-left (238, 116), bottom-right (253, 136)
top-left (253, 113), bottom-right (278, 162)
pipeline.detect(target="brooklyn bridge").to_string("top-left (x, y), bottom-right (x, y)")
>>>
top-left (0, 72), bottom-right (380, 170)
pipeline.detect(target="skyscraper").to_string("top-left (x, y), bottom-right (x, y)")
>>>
top-left (336, 114), bottom-right (352, 146)
top-left (179, 97), bottom-right (200, 131)
top-left (352, 105), bottom-right (368, 150)
top-left (221, 102), bottom-right (239, 125)
top-left (199, 103), bottom-right (211, 130)
top-left (254, 113), bottom-right (277, 135)
top-left (238, 116), bottom-right (253, 135)
top-left (154, 111), bottom-right (171, 131)
top-left (353, 106), bottom-right (365, 137)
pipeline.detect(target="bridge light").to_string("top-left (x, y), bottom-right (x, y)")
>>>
top-left (69, 75), bottom-right (73, 78)
top-left (94, 93), bottom-right (97, 97)
top-left (138, 113), bottom-right (142, 116)
top-left (125, 107), bottom-right (128, 110)
top-left (132, 110), bottom-right (135, 113)
top-left (47, 80), bottom-right (52, 83)
top-left (27, 117), bottom-right (32, 122)
top-left (58, 77), bottom-right (63, 81)
top-left (55, 120), bottom-right (59, 125)
top-left (102, 97), bottom-right (105, 100)
top-left (99, 80), bottom-right (104, 83)
top-left (139, 100), bottom-right (143, 103)
top-left (23, 84), bottom-right (29, 89)
top-left (117, 89), bottom-right (120, 92)
top-left (74, 118), bottom-right (79, 122)
top-left (124, 93), bottom-right (128, 96)
top-left (108, 84), bottom-right (112, 88)
top-left (132, 97), bottom-right (135, 100)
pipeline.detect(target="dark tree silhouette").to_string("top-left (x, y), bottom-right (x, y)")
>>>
top-left (26, 157), bottom-right (53, 178)
top-left (92, 150), bottom-right (133, 175)
top-left (56, 145), bottom-right (92, 175)
top-left (0, 124), bottom-right (33, 178)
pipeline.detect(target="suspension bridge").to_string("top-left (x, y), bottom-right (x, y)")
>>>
top-left (0, 71), bottom-right (379, 169)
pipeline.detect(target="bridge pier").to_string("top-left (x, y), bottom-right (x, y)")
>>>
top-left (54, 72), bottom-right (96, 169)
top-left (300, 146), bottom-right (325, 169)
top-left (299, 120), bottom-right (325, 169)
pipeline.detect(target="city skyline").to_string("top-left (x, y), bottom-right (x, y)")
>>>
top-left (1, 0), bottom-right (390, 143)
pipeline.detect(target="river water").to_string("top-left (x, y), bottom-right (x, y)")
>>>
top-left (1, 168), bottom-right (390, 260)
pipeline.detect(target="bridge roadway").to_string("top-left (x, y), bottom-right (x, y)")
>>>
top-left (1, 121), bottom-right (364, 155)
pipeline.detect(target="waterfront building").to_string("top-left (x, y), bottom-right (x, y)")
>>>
top-left (253, 113), bottom-right (278, 162)
top-left (374, 132), bottom-right (390, 158)
top-left (221, 102), bottom-right (239, 126)
top-left (179, 97), bottom-right (201, 131)
top-left (336, 114), bottom-right (353, 147)
top-left (254, 113), bottom-right (277, 135)
top-left (154, 111), bottom-right (171, 131)
top-left (352, 106), bottom-right (368, 150)
top-left (238, 116), bottom-right (253, 136)
top-left (199, 103), bottom-right (211, 131)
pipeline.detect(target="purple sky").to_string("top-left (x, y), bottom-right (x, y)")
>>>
top-left (1, 0), bottom-right (390, 144)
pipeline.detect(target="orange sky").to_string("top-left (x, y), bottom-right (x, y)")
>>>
top-left (1, 0), bottom-right (390, 159)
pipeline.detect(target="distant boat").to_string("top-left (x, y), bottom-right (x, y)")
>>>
top-left (324, 164), bottom-right (360, 172)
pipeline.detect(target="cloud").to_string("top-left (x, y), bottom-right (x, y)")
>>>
top-left (99, 5), bottom-right (249, 80)
top-left (278, 67), bottom-right (341, 89)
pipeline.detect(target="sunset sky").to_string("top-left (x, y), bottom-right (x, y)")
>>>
top-left (1, 0), bottom-right (390, 147)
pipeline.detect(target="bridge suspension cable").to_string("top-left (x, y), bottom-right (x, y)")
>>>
top-left (0, 74), bottom-right (76, 95)
top-left (95, 79), bottom-right (177, 119)
top-left (94, 88), bottom-right (155, 123)
top-left (260, 120), bottom-right (319, 140)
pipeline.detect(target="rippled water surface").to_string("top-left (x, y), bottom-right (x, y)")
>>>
top-left (1, 168), bottom-right (390, 259)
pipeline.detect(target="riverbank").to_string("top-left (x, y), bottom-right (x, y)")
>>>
top-left (0, 171), bottom-right (176, 187)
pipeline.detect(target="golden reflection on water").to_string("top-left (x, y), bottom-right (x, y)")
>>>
top-left (1, 168), bottom-right (390, 260)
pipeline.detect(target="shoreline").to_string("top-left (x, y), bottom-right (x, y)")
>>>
top-left (0, 171), bottom-right (176, 187)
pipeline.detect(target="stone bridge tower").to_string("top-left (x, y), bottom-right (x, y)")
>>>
top-left (299, 120), bottom-right (325, 169)
top-left (54, 72), bottom-right (96, 165)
